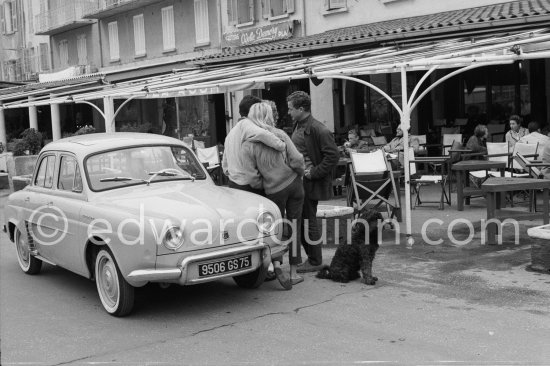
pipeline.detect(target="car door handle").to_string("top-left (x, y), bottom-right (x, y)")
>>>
top-left (24, 197), bottom-right (30, 202)
top-left (47, 201), bottom-right (54, 206)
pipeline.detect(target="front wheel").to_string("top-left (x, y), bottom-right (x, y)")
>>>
top-left (14, 228), bottom-right (42, 275)
top-left (233, 264), bottom-right (268, 289)
top-left (95, 248), bottom-right (134, 317)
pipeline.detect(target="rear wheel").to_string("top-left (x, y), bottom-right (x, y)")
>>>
top-left (233, 264), bottom-right (268, 289)
top-left (14, 228), bottom-right (42, 275)
top-left (95, 248), bottom-right (134, 317)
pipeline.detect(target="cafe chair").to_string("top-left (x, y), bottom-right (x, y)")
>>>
top-left (511, 142), bottom-right (539, 175)
top-left (469, 142), bottom-right (510, 179)
top-left (196, 145), bottom-right (223, 185)
top-left (514, 153), bottom-right (550, 211)
top-left (487, 124), bottom-right (506, 143)
top-left (407, 148), bottom-right (450, 210)
top-left (371, 136), bottom-right (388, 147)
top-left (345, 150), bottom-right (401, 221)
top-left (442, 133), bottom-right (462, 156)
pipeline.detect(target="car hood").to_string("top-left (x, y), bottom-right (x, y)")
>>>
top-left (89, 182), bottom-right (280, 250)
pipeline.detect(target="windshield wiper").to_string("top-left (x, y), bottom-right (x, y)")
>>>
top-left (147, 169), bottom-right (195, 185)
top-left (99, 176), bottom-right (148, 183)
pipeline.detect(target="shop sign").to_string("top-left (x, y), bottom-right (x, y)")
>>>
top-left (222, 21), bottom-right (294, 48)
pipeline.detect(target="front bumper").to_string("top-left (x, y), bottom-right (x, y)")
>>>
top-left (127, 241), bottom-right (282, 285)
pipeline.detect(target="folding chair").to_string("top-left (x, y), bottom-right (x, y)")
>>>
top-left (487, 124), bottom-right (506, 142)
top-left (511, 142), bottom-right (538, 175)
top-left (196, 146), bottom-right (223, 185)
top-left (442, 133), bottom-right (462, 156)
top-left (346, 150), bottom-right (401, 221)
top-left (514, 153), bottom-right (550, 211)
top-left (181, 136), bottom-right (193, 150)
top-left (469, 142), bottom-right (510, 179)
top-left (408, 148), bottom-right (450, 210)
top-left (371, 136), bottom-right (388, 147)
top-left (410, 135), bottom-right (427, 156)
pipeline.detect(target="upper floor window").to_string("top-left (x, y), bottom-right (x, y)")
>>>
top-left (227, 0), bottom-right (254, 26)
top-left (133, 14), bottom-right (146, 56)
top-left (194, 0), bottom-right (210, 45)
top-left (77, 34), bottom-right (87, 65)
top-left (108, 21), bottom-right (120, 61)
top-left (262, 0), bottom-right (294, 19)
top-left (59, 39), bottom-right (69, 67)
top-left (324, 0), bottom-right (346, 10)
top-left (39, 43), bottom-right (50, 71)
top-left (161, 6), bottom-right (175, 51)
top-left (1, 0), bottom-right (18, 34)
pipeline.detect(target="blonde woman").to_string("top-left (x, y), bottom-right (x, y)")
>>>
top-left (245, 102), bottom-right (306, 287)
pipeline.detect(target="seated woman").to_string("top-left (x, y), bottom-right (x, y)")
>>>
top-left (465, 124), bottom-right (488, 159)
top-left (383, 124), bottom-right (419, 153)
top-left (343, 129), bottom-right (371, 155)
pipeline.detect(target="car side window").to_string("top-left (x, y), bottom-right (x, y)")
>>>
top-left (58, 155), bottom-right (83, 192)
top-left (34, 155), bottom-right (55, 188)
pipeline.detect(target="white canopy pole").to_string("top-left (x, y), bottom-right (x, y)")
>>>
top-left (400, 67), bottom-right (414, 247)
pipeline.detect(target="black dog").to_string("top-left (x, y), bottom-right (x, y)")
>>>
top-left (316, 209), bottom-right (383, 285)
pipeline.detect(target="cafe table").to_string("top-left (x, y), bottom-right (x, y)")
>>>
top-left (482, 177), bottom-right (550, 245)
top-left (452, 160), bottom-right (506, 211)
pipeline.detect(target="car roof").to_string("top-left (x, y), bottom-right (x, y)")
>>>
top-left (41, 133), bottom-right (186, 155)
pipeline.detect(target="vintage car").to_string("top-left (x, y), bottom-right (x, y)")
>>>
top-left (4, 133), bottom-right (284, 316)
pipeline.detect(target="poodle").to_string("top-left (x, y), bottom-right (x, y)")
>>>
top-left (316, 209), bottom-right (383, 285)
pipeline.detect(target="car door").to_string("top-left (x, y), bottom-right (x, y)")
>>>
top-left (25, 153), bottom-right (58, 262)
top-left (39, 154), bottom-right (88, 275)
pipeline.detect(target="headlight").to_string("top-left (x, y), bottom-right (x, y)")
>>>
top-left (257, 211), bottom-right (276, 234)
top-left (162, 226), bottom-right (185, 251)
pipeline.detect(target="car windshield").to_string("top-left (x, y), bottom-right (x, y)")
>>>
top-left (86, 145), bottom-right (206, 191)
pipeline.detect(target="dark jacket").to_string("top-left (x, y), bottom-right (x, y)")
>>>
top-left (293, 115), bottom-right (339, 201)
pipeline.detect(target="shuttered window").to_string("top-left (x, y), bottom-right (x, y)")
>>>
top-left (2, 0), bottom-right (17, 34)
top-left (133, 14), bottom-right (146, 56)
top-left (108, 21), bottom-right (120, 61)
top-left (325, 0), bottom-right (346, 10)
top-left (194, 0), bottom-right (209, 45)
top-left (59, 39), bottom-right (69, 67)
top-left (227, 0), bottom-right (254, 25)
top-left (77, 34), bottom-right (87, 65)
top-left (161, 6), bottom-right (175, 51)
top-left (263, 0), bottom-right (294, 18)
top-left (39, 43), bottom-right (49, 70)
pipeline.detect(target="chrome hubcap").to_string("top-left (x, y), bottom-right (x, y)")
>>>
top-left (17, 236), bottom-right (30, 266)
top-left (98, 256), bottom-right (118, 308)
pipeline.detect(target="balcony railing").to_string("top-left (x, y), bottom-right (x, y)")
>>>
top-left (83, 0), bottom-right (164, 19)
top-left (35, 0), bottom-right (96, 35)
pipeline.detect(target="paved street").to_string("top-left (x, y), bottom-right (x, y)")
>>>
top-left (1, 189), bottom-right (550, 365)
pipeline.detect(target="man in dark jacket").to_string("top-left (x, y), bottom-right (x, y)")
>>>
top-left (288, 91), bottom-right (339, 273)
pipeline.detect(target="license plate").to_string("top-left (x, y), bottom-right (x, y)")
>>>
top-left (198, 255), bottom-right (252, 277)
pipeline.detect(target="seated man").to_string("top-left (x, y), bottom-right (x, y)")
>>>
top-left (383, 124), bottom-right (419, 153)
top-left (343, 129), bottom-right (371, 155)
top-left (518, 121), bottom-right (550, 150)
top-left (465, 124), bottom-right (488, 159)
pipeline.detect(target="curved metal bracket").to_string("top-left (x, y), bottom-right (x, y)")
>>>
top-left (318, 74), bottom-right (403, 116)
top-left (75, 100), bottom-right (106, 120)
top-left (112, 95), bottom-right (139, 124)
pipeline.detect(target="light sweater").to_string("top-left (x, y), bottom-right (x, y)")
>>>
top-left (244, 128), bottom-right (305, 195)
top-left (222, 118), bottom-right (286, 188)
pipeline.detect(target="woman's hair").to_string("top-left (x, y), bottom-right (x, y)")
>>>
top-left (248, 102), bottom-right (275, 128)
top-left (262, 99), bottom-right (278, 124)
top-left (474, 124), bottom-right (488, 138)
top-left (509, 115), bottom-right (523, 125)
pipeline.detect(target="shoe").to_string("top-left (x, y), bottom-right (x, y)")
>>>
top-left (297, 261), bottom-right (324, 273)
top-left (274, 267), bottom-right (292, 290)
top-left (290, 275), bottom-right (304, 285)
top-left (265, 271), bottom-right (277, 282)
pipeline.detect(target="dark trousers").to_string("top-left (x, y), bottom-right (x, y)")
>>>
top-left (301, 182), bottom-right (323, 266)
top-left (267, 177), bottom-right (304, 265)
top-left (228, 180), bottom-right (264, 196)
